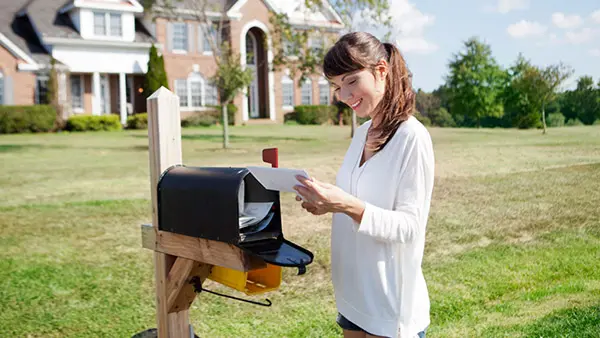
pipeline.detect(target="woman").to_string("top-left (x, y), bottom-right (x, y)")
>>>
top-left (293, 32), bottom-right (435, 338)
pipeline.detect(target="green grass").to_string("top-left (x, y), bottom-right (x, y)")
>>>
top-left (1, 124), bottom-right (600, 337)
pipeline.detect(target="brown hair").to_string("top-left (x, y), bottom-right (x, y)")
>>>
top-left (323, 32), bottom-right (415, 153)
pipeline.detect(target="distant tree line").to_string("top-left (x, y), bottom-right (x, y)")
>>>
top-left (415, 37), bottom-right (600, 130)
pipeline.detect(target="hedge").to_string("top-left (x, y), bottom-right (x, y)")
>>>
top-left (126, 113), bottom-right (148, 130)
top-left (66, 115), bottom-right (122, 132)
top-left (295, 105), bottom-right (337, 125)
top-left (0, 105), bottom-right (56, 134)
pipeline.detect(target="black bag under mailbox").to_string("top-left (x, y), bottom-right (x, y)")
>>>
top-left (157, 165), bottom-right (313, 269)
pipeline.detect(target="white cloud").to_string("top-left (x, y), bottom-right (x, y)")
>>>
top-left (592, 10), bottom-right (600, 23)
top-left (552, 12), bottom-right (583, 29)
top-left (590, 48), bottom-right (600, 57)
top-left (565, 28), bottom-right (597, 44)
top-left (486, 0), bottom-right (530, 14)
top-left (354, 0), bottom-right (438, 54)
top-left (507, 20), bottom-right (547, 38)
top-left (395, 37), bottom-right (438, 54)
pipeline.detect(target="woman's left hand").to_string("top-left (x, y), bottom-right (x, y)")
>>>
top-left (293, 175), bottom-right (350, 215)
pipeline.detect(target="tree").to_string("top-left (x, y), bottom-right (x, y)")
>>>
top-left (144, 0), bottom-right (253, 148)
top-left (46, 57), bottom-right (64, 130)
top-left (270, 0), bottom-right (392, 137)
top-left (415, 89), bottom-right (441, 118)
top-left (561, 76), bottom-right (600, 125)
top-left (445, 37), bottom-right (505, 128)
top-left (143, 44), bottom-right (169, 99)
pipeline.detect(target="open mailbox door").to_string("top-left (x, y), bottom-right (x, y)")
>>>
top-left (157, 165), bottom-right (313, 294)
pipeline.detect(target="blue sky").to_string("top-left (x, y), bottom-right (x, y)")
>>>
top-left (371, 0), bottom-right (600, 92)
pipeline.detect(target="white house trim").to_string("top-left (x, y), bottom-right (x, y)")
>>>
top-left (0, 33), bottom-right (39, 68)
top-left (59, 0), bottom-right (144, 14)
top-left (240, 20), bottom-right (276, 121)
top-left (43, 37), bottom-right (154, 48)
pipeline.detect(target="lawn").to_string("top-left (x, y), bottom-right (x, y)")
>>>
top-left (1, 124), bottom-right (599, 337)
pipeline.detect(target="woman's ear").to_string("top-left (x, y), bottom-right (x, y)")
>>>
top-left (376, 59), bottom-right (388, 81)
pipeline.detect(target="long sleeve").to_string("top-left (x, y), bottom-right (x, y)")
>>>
top-left (354, 131), bottom-right (433, 243)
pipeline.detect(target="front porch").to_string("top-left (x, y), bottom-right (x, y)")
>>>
top-left (70, 72), bottom-right (146, 123)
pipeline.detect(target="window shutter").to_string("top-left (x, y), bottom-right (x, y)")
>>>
top-left (197, 24), bottom-right (204, 53)
top-left (4, 76), bottom-right (13, 105)
top-left (187, 23), bottom-right (194, 52)
top-left (166, 22), bottom-right (173, 51)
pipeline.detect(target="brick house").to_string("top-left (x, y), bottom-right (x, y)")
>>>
top-left (0, 0), bottom-right (344, 125)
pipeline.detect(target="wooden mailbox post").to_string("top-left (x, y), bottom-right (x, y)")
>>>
top-left (141, 88), bottom-right (273, 337)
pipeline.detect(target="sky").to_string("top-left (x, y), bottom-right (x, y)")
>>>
top-left (356, 0), bottom-right (600, 92)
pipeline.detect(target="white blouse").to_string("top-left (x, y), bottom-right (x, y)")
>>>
top-left (331, 116), bottom-right (435, 338)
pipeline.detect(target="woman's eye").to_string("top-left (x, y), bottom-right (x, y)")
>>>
top-left (348, 79), bottom-right (356, 85)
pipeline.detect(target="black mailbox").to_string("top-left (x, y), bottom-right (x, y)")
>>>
top-left (157, 165), bottom-right (313, 270)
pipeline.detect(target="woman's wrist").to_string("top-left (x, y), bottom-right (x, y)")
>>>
top-left (338, 194), bottom-right (365, 223)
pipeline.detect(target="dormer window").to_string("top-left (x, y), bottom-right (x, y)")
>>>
top-left (93, 11), bottom-right (122, 37)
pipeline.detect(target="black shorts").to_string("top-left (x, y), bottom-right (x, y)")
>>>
top-left (336, 313), bottom-right (427, 337)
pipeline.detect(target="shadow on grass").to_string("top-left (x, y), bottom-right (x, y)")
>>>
top-left (132, 134), bottom-right (316, 142)
top-left (0, 144), bottom-right (68, 153)
top-left (484, 304), bottom-right (600, 337)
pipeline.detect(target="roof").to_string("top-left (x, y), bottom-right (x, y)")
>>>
top-left (0, 0), bottom-right (51, 65)
top-left (0, 0), bottom-right (154, 67)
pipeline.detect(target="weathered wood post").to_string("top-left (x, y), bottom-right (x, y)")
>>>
top-left (146, 87), bottom-right (190, 337)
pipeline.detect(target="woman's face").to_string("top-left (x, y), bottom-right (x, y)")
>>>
top-left (329, 62), bottom-right (387, 118)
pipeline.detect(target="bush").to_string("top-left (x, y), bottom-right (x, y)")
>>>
top-left (294, 105), bottom-right (336, 125)
top-left (547, 112), bottom-right (565, 127)
top-left (66, 115), bottom-right (122, 132)
top-left (126, 113), bottom-right (148, 130)
top-left (565, 118), bottom-right (584, 126)
top-left (429, 107), bottom-right (456, 127)
top-left (181, 113), bottom-right (217, 127)
top-left (0, 105), bottom-right (56, 134)
top-left (593, 119), bottom-right (600, 125)
top-left (413, 110), bottom-right (431, 126)
top-left (207, 104), bottom-right (236, 125)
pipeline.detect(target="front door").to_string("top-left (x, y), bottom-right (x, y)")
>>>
top-left (246, 33), bottom-right (259, 118)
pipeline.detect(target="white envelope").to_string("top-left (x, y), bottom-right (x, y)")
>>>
top-left (247, 166), bottom-right (311, 193)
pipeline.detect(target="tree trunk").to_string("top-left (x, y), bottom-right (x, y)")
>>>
top-left (351, 110), bottom-right (357, 137)
top-left (222, 103), bottom-right (229, 149)
top-left (541, 102), bottom-right (547, 135)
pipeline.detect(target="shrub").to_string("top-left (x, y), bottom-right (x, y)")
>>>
top-left (547, 112), bottom-right (565, 127)
top-left (413, 110), bottom-right (431, 126)
top-left (181, 113), bottom-right (217, 127)
top-left (206, 104), bottom-right (236, 125)
top-left (0, 105), bottom-right (56, 134)
top-left (565, 118), bottom-right (584, 126)
top-left (66, 115), bottom-right (122, 132)
top-left (295, 105), bottom-right (336, 125)
top-left (429, 107), bottom-right (456, 127)
top-left (126, 113), bottom-right (148, 130)
top-left (593, 119), bottom-right (600, 125)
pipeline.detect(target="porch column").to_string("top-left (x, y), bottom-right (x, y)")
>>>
top-left (92, 72), bottom-right (101, 115)
top-left (119, 72), bottom-right (127, 125)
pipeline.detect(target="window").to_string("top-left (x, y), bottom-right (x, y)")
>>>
top-left (319, 77), bottom-right (330, 105)
top-left (71, 75), bottom-right (83, 110)
top-left (190, 78), bottom-right (202, 107)
top-left (301, 78), bottom-right (312, 105)
top-left (205, 82), bottom-right (218, 106)
top-left (310, 36), bottom-right (324, 55)
top-left (283, 37), bottom-right (295, 56)
top-left (172, 23), bottom-right (188, 51)
top-left (175, 73), bottom-right (215, 109)
top-left (246, 33), bottom-right (256, 65)
top-left (110, 14), bottom-right (122, 36)
top-left (94, 12), bottom-right (122, 37)
top-left (175, 79), bottom-right (188, 107)
top-left (94, 12), bottom-right (106, 35)
top-left (0, 71), bottom-right (3, 105)
top-left (282, 75), bottom-right (294, 107)
top-left (202, 24), bottom-right (218, 53)
top-left (36, 75), bottom-right (49, 104)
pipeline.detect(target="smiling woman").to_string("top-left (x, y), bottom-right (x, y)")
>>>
top-left (293, 32), bottom-right (434, 338)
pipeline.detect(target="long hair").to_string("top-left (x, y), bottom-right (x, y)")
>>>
top-left (323, 32), bottom-right (415, 153)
